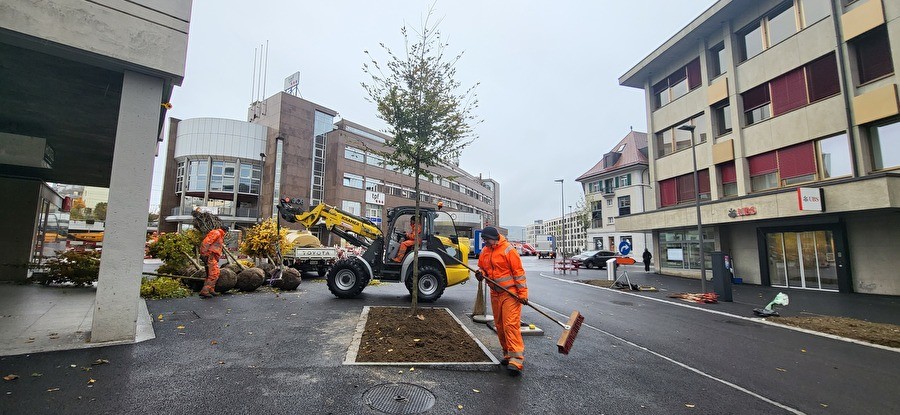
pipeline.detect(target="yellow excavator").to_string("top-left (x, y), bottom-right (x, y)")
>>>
top-left (278, 198), bottom-right (470, 302)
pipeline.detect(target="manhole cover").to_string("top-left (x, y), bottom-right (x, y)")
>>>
top-left (162, 311), bottom-right (201, 321)
top-left (363, 383), bottom-right (435, 414)
top-left (611, 301), bottom-right (635, 307)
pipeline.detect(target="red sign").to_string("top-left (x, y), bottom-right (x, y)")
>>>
top-left (728, 206), bottom-right (757, 218)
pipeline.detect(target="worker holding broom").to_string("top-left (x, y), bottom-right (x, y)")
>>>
top-left (199, 225), bottom-right (228, 298)
top-left (476, 226), bottom-right (528, 376)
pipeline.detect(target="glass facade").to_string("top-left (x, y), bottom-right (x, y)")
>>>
top-left (659, 228), bottom-right (715, 270)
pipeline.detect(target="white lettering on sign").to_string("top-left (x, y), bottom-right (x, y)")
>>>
top-left (797, 187), bottom-right (824, 211)
top-left (366, 191), bottom-right (385, 206)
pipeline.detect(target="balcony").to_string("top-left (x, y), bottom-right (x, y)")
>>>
top-left (169, 207), bottom-right (259, 218)
top-left (602, 188), bottom-right (616, 198)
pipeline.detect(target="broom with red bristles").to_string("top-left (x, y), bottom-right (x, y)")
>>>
top-left (444, 253), bottom-right (584, 354)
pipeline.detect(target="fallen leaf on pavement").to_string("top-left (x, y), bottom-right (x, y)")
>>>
top-left (457, 405), bottom-right (463, 410)
top-left (801, 349), bottom-right (807, 353)
top-left (409, 368), bottom-right (414, 372)
top-left (473, 389), bottom-right (480, 393)
top-left (776, 368), bottom-right (787, 372)
top-left (211, 340), bottom-right (218, 345)
top-left (3, 375), bottom-right (18, 381)
top-left (31, 373), bottom-right (42, 377)
top-left (685, 404), bottom-right (695, 408)
top-left (157, 314), bottom-right (163, 321)
top-left (217, 361), bottom-right (225, 365)
top-left (70, 365), bottom-right (77, 368)
top-left (47, 388), bottom-right (59, 392)
top-left (820, 403), bottom-right (828, 408)
top-left (176, 325), bottom-right (185, 330)
top-left (92, 359), bottom-right (109, 365)
top-left (416, 315), bottom-right (425, 321)
top-left (87, 379), bottom-right (96, 384)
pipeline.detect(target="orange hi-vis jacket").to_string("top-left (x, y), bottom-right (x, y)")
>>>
top-left (200, 229), bottom-right (226, 257)
top-left (405, 222), bottom-right (422, 240)
top-left (477, 234), bottom-right (527, 300)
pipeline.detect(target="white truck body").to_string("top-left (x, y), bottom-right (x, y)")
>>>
top-left (283, 246), bottom-right (338, 277)
top-left (534, 235), bottom-right (556, 259)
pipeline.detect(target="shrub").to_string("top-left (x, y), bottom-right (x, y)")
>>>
top-left (140, 277), bottom-right (193, 299)
top-left (239, 219), bottom-right (295, 260)
top-left (148, 230), bottom-right (202, 271)
top-left (33, 250), bottom-right (101, 286)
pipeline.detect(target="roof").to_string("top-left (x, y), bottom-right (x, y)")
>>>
top-left (576, 130), bottom-right (649, 182)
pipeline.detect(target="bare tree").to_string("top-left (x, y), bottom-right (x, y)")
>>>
top-left (362, 8), bottom-right (479, 313)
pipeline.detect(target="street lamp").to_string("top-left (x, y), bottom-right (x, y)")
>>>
top-left (259, 152), bottom-right (266, 223)
top-left (554, 179), bottom-right (565, 265)
top-left (677, 124), bottom-right (706, 293)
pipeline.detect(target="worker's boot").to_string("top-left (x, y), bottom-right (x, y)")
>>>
top-left (199, 285), bottom-right (215, 299)
top-left (506, 364), bottom-right (522, 377)
top-left (500, 358), bottom-right (509, 366)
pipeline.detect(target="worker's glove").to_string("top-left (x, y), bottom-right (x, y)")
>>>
top-left (519, 297), bottom-right (529, 306)
top-left (474, 270), bottom-right (483, 282)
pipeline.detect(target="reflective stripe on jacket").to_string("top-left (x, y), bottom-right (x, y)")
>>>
top-left (477, 234), bottom-right (527, 300)
top-left (200, 229), bottom-right (226, 256)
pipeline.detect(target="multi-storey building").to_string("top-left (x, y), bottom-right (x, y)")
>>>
top-left (576, 130), bottom-right (653, 256)
top-left (160, 92), bottom-right (500, 245)
top-left (618, 0), bottom-right (899, 295)
top-left (525, 213), bottom-right (586, 256)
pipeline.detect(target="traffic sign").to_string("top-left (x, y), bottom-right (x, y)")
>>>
top-left (618, 240), bottom-right (632, 255)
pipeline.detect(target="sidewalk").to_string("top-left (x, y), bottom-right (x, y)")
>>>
top-left (547, 264), bottom-right (900, 326)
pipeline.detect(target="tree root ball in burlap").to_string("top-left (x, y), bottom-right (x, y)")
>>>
top-left (184, 268), bottom-right (206, 292)
top-left (272, 268), bottom-right (301, 291)
top-left (215, 268), bottom-right (237, 293)
top-left (224, 263), bottom-right (243, 273)
top-left (258, 262), bottom-right (275, 274)
top-left (236, 267), bottom-right (265, 292)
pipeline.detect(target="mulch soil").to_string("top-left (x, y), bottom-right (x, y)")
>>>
top-left (769, 316), bottom-right (900, 348)
top-left (356, 307), bottom-right (492, 363)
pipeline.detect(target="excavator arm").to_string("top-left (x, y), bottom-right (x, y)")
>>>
top-left (277, 198), bottom-right (382, 248)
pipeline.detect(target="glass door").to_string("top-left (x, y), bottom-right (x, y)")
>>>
top-left (766, 230), bottom-right (839, 291)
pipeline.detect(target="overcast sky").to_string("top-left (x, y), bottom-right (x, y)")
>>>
top-left (153, 0), bottom-right (716, 227)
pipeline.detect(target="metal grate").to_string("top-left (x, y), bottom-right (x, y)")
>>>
top-left (363, 383), bottom-right (436, 414)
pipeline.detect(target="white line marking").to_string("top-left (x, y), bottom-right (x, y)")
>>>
top-left (539, 273), bottom-right (900, 353)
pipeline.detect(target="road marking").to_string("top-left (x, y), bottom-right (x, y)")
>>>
top-left (528, 294), bottom-right (807, 415)
top-left (538, 273), bottom-right (900, 353)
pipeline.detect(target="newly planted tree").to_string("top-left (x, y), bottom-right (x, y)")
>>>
top-left (363, 9), bottom-right (479, 312)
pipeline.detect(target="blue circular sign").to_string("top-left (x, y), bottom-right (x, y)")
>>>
top-left (618, 240), bottom-right (632, 255)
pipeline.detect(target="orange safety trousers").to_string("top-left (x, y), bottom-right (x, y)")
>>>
top-left (201, 254), bottom-right (221, 294)
top-left (490, 292), bottom-right (525, 370)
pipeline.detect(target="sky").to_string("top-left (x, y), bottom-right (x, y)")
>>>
top-left (153, 0), bottom-right (716, 227)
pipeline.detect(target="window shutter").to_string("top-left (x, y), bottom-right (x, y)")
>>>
top-left (698, 169), bottom-right (711, 195)
top-left (676, 174), bottom-right (696, 203)
top-left (719, 162), bottom-right (737, 184)
top-left (652, 79), bottom-right (668, 94)
top-left (687, 58), bottom-right (702, 89)
top-left (857, 28), bottom-right (895, 84)
top-left (748, 151), bottom-right (778, 176)
top-left (777, 141), bottom-right (816, 179)
top-left (742, 84), bottom-right (770, 110)
top-left (771, 68), bottom-right (808, 116)
top-left (806, 53), bottom-right (840, 102)
top-left (659, 178), bottom-right (677, 207)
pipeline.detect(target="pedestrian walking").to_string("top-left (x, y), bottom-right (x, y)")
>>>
top-left (642, 248), bottom-right (652, 272)
top-left (476, 226), bottom-right (528, 376)
top-left (199, 226), bottom-right (228, 298)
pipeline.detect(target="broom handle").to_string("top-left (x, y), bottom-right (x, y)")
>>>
top-left (446, 253), bottom-right (570, 329)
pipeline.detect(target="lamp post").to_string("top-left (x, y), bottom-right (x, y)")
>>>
top-left (677, 124), bottom-right (706, 293)
top-left (259, 152), bottom-right (266, 223)
top-left (554, 179), bottom-right (565, 265)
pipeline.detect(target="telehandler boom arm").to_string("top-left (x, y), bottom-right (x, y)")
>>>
top-left (278, 198), bottom-right (382, 248)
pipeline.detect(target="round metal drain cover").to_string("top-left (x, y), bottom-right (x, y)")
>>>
top-left (363, 383), bottom-right (436, 414)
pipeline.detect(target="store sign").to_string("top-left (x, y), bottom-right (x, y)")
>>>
top-left (728, 206), bottom-right (757, 218)
top-left (366, 191), bottom-right (385, 206)
top-left (797, 187), bottom-right (824, 211)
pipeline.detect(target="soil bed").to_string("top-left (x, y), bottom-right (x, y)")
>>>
top-left (769, 316), bottom-right (900, 348)
top-left (356, 307), bottom-right (492, 363)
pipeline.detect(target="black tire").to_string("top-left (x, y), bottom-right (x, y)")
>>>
top-left (317, 267), bottom-right (328, 278)
top-left (326, 258), bottom-right (370, 299)
top-left (583, 261), bottom-right (592, 269)
top-left (404, 264), bottom-right (447, 303)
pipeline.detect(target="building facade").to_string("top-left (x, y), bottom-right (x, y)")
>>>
top-left (160, 92), bottom-right (500, 245)
top-left (525, 213), bottom-right (587, 256)
top-left (618, 0), bottom-right (900, 295)
top-left (576, 130), bottom-right (654, 257)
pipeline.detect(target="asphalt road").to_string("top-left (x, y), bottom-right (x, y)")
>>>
top-left (1, 256), bottom-right (898, 414)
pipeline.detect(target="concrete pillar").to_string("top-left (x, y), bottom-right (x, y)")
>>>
top-left (91, 71), bottom-right (163, 343)
top-left (0, 178), bottom-right (42, 282)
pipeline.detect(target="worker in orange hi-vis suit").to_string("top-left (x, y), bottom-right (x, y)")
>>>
top-left (392, 216), bottom-right (422, 262)
top-left (476, 226), bottom-right (528, 376)
top-left (199, 226), bottom-right (228, 298)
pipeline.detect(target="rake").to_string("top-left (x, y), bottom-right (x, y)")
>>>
top-left (443, 253), bottom-right (584, 354)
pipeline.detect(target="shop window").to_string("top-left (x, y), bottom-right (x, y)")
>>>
top-left (852, 26), bottom-right (894, 85)
top-left (743, 84), bottom-right (771, 125)
top-left (712, 100), bottom-right (732, 137)
top-left (818, 134), bottom-right (853, 178)
top-left (870, 120), bottom-right (900, 171)
top-left (806, 53), bottom-right (840, 102)
top-left (709, 43), bottom-right (727, 78)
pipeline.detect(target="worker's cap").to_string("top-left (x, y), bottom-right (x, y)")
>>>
top-left (481, 227), bottom-right (500, 241)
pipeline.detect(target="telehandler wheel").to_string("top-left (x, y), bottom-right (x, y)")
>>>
top-left (405, 264), bottom-right (447, 303)
top-left (327, 258), bottom-right (369, 299)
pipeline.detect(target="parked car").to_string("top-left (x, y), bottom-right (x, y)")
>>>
top-left (570, 250), bottom-right (619, 269)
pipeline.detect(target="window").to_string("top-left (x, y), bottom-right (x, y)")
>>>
top-left (709, 43), bottom-right (727, 78)
top-left (365, 204), bottom-right (382, 222)
top-left (652, 58), bottom-right (702, 109)
top-left (778, 141), bottom-right (816, 184)
top-left (175, 162), bottom-right (185, 192)
top-left (658, 170), bottom-right (712, 207)
top-left (617, 174), bottom-right (631, 187)
top-left (188, 159), bottom-right (208, 192)
top-left (655, 113), bottom-right (707, 157)
top-left (364, 178), bottom-right (382, 193)
top-left (802, 0), bottom-right (831, 25)
top-left (770, 68), bottom-right (808, 116)
top-left (618, 196), bottom-right (631, 216)
top-left (870, 120), bottom-right (900, 171)
top-left (739, 23), bottom-right (764, 61)
top-left (806, 53), bottom-right (840, 102)
top-left (604, 178), bottom-right (614, 192)
top-left (818, 134), bottom-right (852, 178)
top-left (238, 163), bottom-right (260, 194)
top-left (342, 201), bottom-right (361, 216)
top-left (343, 173), bottom-right (363, 189)
top-left (591, 200), bottom-right (603, 228)
top-left (588, 181), bottom-right (601, 193)
top-left (712, 100), bottom-right (732, 137)
top-left (767, 3), bottom-right (797, 47)
top-left (607, 199), bottom-right (613, 207)
top-left (344, 146), bottom-right (365, 163)
top-left (852, 26), bottom-right (894, 85)
top-left (749, 151), bottom-right (779, 191)
top-left (366, 153), bottom-right (384, 168)
top-left (607, 217), bottom-right (615, 225)
top-left (719, 162), bottom-right (738, 197)
top-left (742, 84), bottom-right (771, 125)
